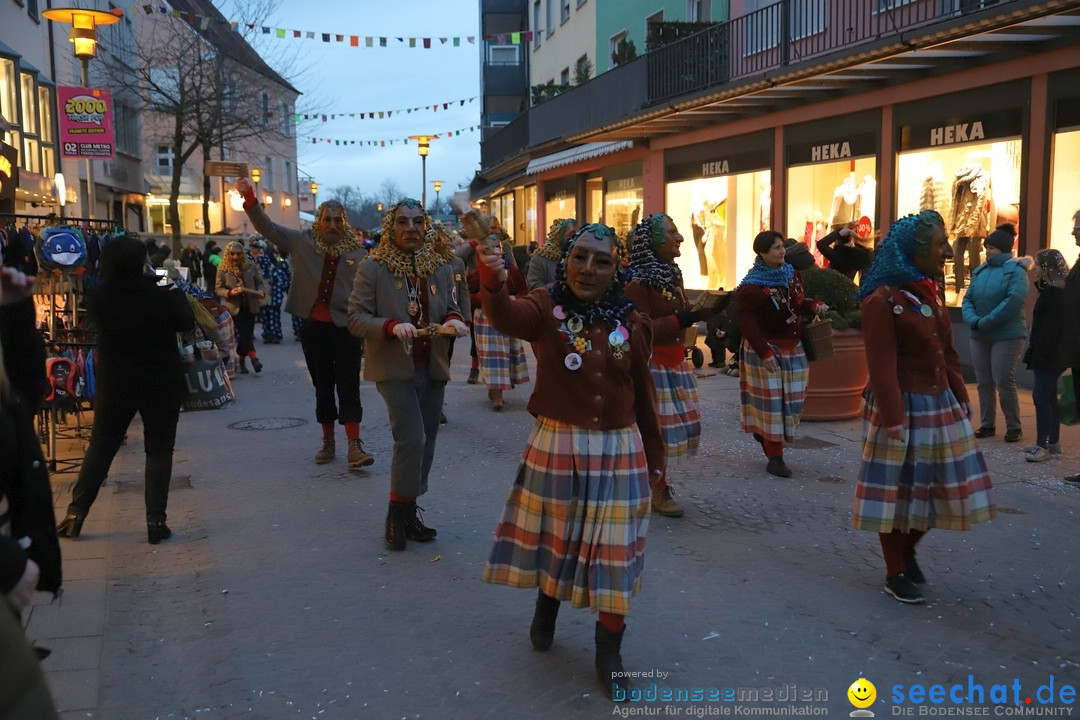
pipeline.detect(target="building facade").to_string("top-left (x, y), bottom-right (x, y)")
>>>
top-left (474, 0), bottom-right (1080, 306)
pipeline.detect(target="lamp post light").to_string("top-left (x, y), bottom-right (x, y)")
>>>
top-left (408, 135), bottom-right (436, 208)
top-left (251, 168), bottom-right (261, 204)
top-left (310, 181), bottom-right (318, 211)
top-left (43, 7), bottom-right (121, 221)
top-left (432, 180), bottom-right (444, 222)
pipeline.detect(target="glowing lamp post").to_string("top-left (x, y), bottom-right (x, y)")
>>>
top-left (408, 135), bottom-right (436, 208)
top-left (310, 181), bottom-right (318, 211)
top-left (250, 168), bottom-right (261, 204)
top-left (432, 180), bottom-right (444, 222)
top-left (43, 7), bottom-right (121, 220)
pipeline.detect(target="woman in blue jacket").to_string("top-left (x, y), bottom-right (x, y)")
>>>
top-left (961, 224), bottom-right (1029, 443)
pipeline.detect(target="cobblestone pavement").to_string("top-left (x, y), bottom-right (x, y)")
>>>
top-left (24, 335), bottom-right (1080, 720)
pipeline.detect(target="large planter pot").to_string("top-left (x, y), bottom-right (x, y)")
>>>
top-left (802, 329), bottom-right (868, 421)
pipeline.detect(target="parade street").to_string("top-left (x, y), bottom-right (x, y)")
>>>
top-left (25, 335), bottom-right (1080, 720)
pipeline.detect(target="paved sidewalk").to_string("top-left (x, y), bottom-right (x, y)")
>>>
top-left (24, 335), bottom-right (1080, 720)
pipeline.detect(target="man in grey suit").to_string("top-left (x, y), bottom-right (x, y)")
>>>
top-left (235, 176), bottom-right (374, 469)
top-left (347, 200), bottom-right (468, 550)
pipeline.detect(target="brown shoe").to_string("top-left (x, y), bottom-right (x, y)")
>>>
top-left (488, 389), bottom-right (504, 411)
top-left (347, 438), bottom-right (375, 468)
top-left (651, 485), bottom-right (684, 517)
top-left (314, 436), bottom-right (335, 465)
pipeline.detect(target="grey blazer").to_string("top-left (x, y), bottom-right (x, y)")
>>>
top-left (347, 259), bottom-right (463, 383)
top-left (244, 203), bottom-right (367, 326)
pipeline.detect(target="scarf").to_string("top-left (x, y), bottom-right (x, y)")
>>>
top-left (367, 240), bottom-right (445, 279)
top-left (627, 213), bottom-right (683, 292)
top-left (535, 218), bottom-right (575, 262)
top-left (855, 211), bottom-right (942, 301)
top-left (312, 224), bottom-right (362, 257)
top-left (738, 257), bottom-right (794, 288)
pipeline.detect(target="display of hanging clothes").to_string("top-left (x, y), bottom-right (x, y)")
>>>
top-left (949, 163), bottom-right (992, 292)
top-left (857, 174), bottom-right (876, 226)
top-left (829, 175), bottom-right (861, 227)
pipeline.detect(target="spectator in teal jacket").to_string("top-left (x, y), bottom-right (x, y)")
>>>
top-left (961, 223), bottom-right (1030, 443)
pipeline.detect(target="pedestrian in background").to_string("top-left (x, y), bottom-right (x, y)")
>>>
top-left (478, 223), bottom-right (664, 700)
top-left (817, 223), bottom-right (874, 281)
top-left (961, 223), bottom-right (1029, 443)
top-left (215, 240), bottom-right (266, 375)
top-left (347, 200), bottom-right (468, 550)
top-left (736, 230), bottom-right (828, 478)
top-left (236, 178), bottom-right (374, 468)
top-left (1021, 249), bottom-right (1069, 462)
top-left (853, 210), bottom-right (996, 604)
top-left (625, 213), bottom-right (717, 518)
top-left (56, 235), bottom-right (195, 545)
top-left (527, 218), bottom-right (576, 291)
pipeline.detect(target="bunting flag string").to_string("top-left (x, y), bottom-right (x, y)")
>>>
top-left (132, 2), bottom-right (535, 46)
top-left (296, 97), bottom-right (477, 122)
top-left (302, 126), bottom-right (478, 147)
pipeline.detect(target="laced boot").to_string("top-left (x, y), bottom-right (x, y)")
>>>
top-left (347, 439), bottom-right (375, 468)
top-left (250, 355), bottom-right (263, 373)
top-left (595, 622), bottom-right (631, 701)
top-left (314, 436), bottom-right (335, 465)
top-left (385, 501), bottom-right (408, 550)
top-left (529, 590), bottom-right (561, 651)
top-left (651, 485), bottom-right (684, 517)
top-left (404, 503), bottom-right (437, 542)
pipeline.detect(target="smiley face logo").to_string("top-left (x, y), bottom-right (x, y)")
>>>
top-left (848, 678), bottom-right (876, 709)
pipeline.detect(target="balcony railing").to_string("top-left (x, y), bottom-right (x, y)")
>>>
top-left (481, 111), bottom-right (529, 170)
top-left (650, 0), bottom-right (1009, 103)
top-left (529, 55), bottom-right (648, 147)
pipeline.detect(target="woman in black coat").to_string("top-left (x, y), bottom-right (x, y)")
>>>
top-left (1021, 249), bottom-right (1069, 462)
top-left (56, 236), bottom-right (195, 544)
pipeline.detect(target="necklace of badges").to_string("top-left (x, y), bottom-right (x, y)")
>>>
top-left (553, 304), bottom-right (630, 371)
top-left (894, 289), bottom-right (935, 317)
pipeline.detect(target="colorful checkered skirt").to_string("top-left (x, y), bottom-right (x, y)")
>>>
top-left (483, 416), bottom-right (651, 615)
top-left (651, 359), bottom-right (701, 457)
top-left (473, 308), bottom-right (530, 391)
top-left (739, 340), bottom-right (809, 443)
top-left (853, 389), bottom-right (997, 533)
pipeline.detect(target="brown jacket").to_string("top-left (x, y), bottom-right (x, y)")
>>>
top-left (215, 264), bottom-right (266, 315)
top-left (862, 284), bottom-right (969, 428)
top-left (481, 284), bottom-right (665, 474)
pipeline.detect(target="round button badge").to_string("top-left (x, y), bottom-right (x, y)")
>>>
top-left (564, 353), bottom-right (583, 371)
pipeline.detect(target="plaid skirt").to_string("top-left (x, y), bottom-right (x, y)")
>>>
top-left (853, 389), bottom-right (997, 533)
top-left (473, 308), bottom-right (529, 391)
top-left (739, 340), bottom-right (809, 443)
top-left (652, 359), bottom-right (701, 457)
top-left (483, 417), bottom-right (651, 615)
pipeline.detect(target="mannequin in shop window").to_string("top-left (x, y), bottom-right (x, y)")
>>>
top-left (701, 199), bottom-right (727, 290)
top-left (949, 163), bottom-right (992, 294)
top-left (830, 174), bottom-right (861, 228)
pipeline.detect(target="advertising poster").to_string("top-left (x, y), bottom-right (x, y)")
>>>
top-left (57, 86), bottom-right (115, 159)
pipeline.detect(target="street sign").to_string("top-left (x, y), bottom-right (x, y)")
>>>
top-left (204, 161), bottom-right (249, 177)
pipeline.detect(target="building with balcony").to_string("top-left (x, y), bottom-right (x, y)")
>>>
top-left (474, 0), bottom-right (1080, 305)
top-left (138, 0), bottom-right (299, 236)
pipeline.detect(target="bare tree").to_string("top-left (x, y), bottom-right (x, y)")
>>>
top-left (379, 179), bottom-right (404, 209)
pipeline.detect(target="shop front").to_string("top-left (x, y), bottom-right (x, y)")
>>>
top-left (542, 176), bottom-right (578, 235)
top-left (603, 162), bottom-right (643, 241)
top-left (895, 84), bottom-right (1025, 303)
top-left (1048, 69), bottom-right (1080, 257)
top-left (785, 114), bottom-right (879, 266)
top-left (665, 132), bottom-right (772, 291)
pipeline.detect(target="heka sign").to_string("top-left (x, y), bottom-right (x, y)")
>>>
top-left (811, 142), bottom-right (851, 162)
top-left (930, 122), bottom-right (985, 146)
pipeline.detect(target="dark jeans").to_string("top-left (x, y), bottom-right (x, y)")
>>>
top-left (1031, 369), bottom-right (1062, 446)
top-left (234, 306), bottom-right (257, 356)
top-left (299, 320), bottom-right (364, 425)
top-left (68, 391), bottom-right (181, 523)
top-left (952, 236), bottom-right (982, 291)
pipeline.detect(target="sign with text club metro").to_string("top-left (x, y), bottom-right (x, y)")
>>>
top-left (58, 86), bottom-right (115, 160)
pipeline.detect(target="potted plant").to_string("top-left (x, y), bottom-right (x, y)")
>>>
top-left (799, 267), bottom-right (867, 421)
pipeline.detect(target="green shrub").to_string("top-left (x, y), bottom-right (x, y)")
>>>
top-left (801, 267), bottom-right (861, 330)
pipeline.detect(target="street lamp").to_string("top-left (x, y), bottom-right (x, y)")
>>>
top-left (310, 181), bottom-right (318, 211)
top-left (43, 7), bottom-right (121, 220)
top-left (408, 135), bottom-right (436, 208)
top-left (251, 168), bottom-right (261, 203)
top-left (432, 180), bottom-right (444, 222)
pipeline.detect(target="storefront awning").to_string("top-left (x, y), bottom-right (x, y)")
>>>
top-left (526, 141), bottom-right (634, 175)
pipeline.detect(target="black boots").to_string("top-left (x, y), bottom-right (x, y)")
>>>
top-left (147, 521), bottom-right (172, 545)
top-left (250, 355), bottom-right (263, 373)
top-left (237, 357), bottom-right (249, 374)
top-left (385, 501), bottom-right (407, 550)
top-left (57, 513), bottom-right (85, 539)
top-left (595, 622), bottom-right (630, 700)
top-left (404, 505), bottom-right (437, 542)
top-left (529, 590), bottom-right (561, 650)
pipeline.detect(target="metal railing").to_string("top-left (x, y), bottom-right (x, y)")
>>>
top-left (480, 111), bottom-right (529, 169)
top-left (649, 0), bottom-right (1009, 103)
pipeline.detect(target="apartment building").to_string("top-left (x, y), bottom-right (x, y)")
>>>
top-left (475, 0), bottom-right (1080, 304)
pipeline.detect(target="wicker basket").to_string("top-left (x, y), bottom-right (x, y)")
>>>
top-left (800, 317), bottom-right (834, 362)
